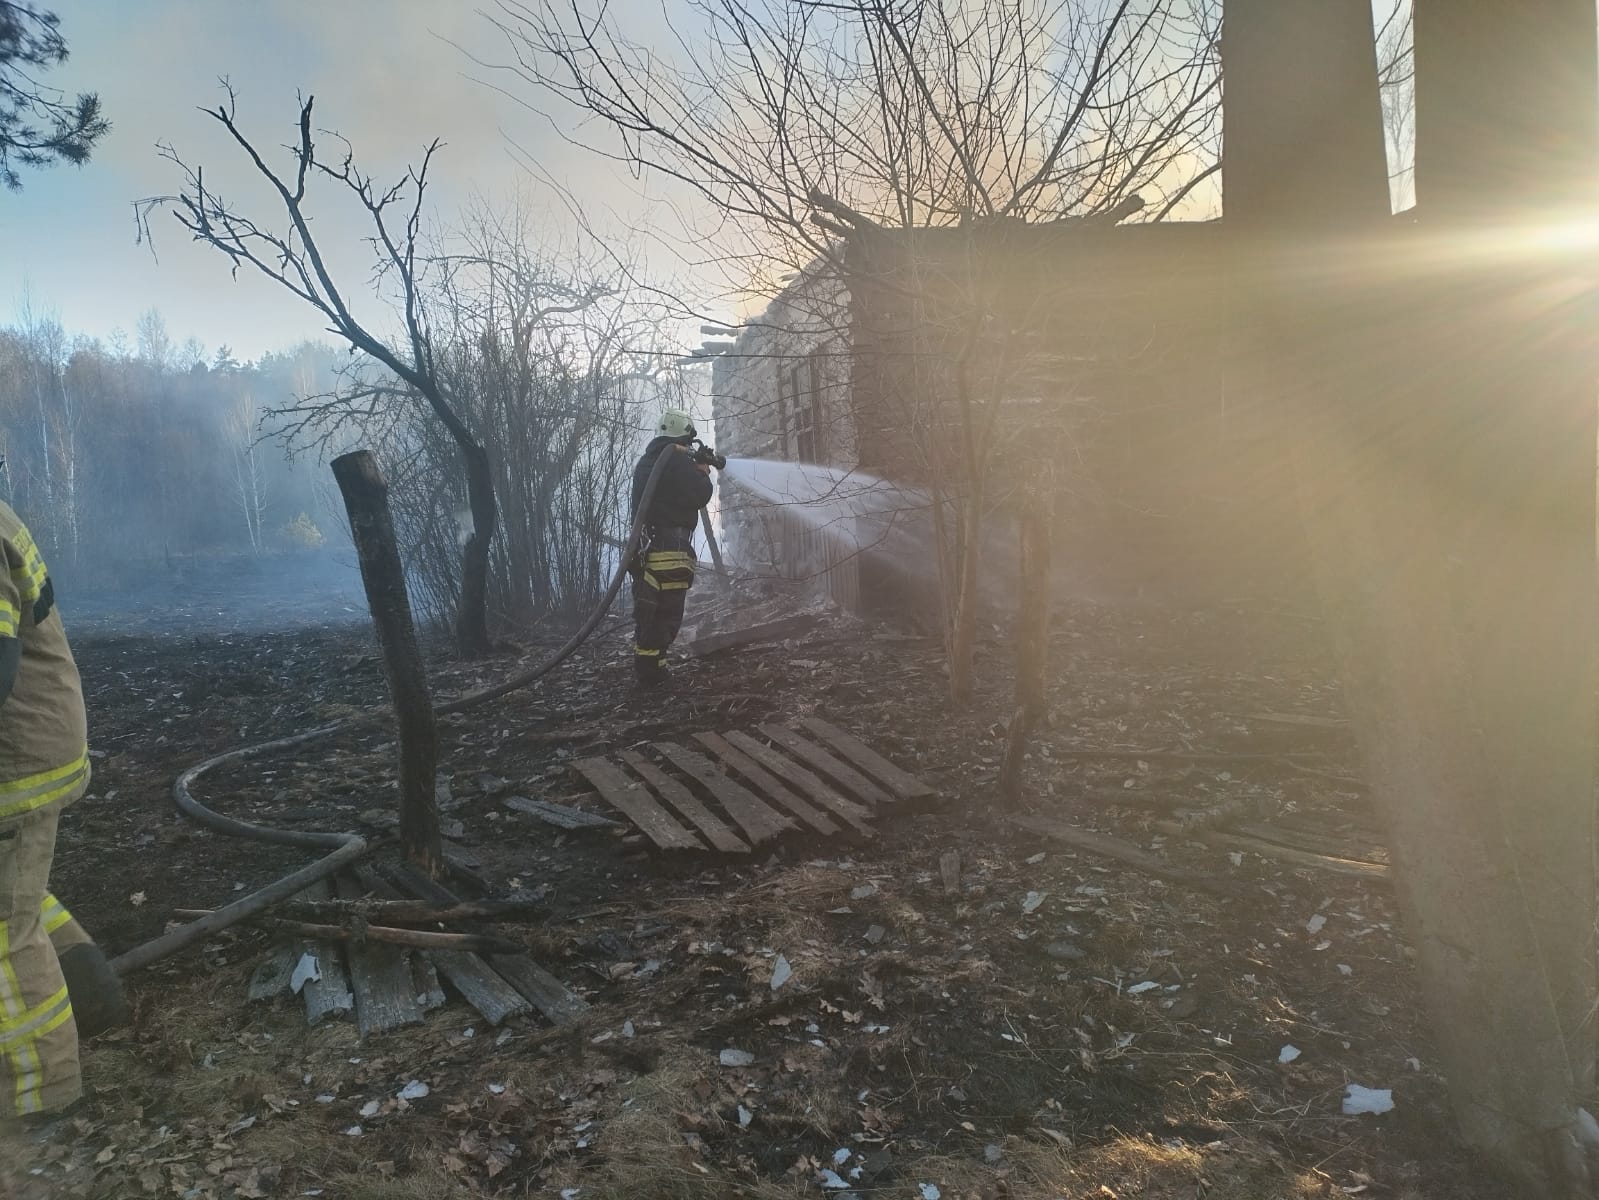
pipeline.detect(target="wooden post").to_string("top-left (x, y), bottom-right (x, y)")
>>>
top-left (999, 496), bottom-right (1050, 807)
top-left (332, 450), bottom-right (443, 879)
top-left (699, 507), bottom-right (726, 572)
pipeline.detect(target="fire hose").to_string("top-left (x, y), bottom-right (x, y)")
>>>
top-left (111, 448), bottom-right (687, 974)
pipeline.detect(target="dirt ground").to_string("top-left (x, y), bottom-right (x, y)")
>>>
top-left (0, 577), bottom-right (1525, 1200)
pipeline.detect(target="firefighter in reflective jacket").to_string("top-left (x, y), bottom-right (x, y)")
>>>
top-left (630, 409), bottom-right (714, 688)
top-left (0, 500), bottom-right (126, 1122)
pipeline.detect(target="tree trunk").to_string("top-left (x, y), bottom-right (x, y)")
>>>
top-left (455, 439), bottom-right (496, 657)
top-left (1225, 2), bottom-right (1599, 1190)
top-left (999, 499), bottom-right (1050, 807)
top-left (332, 449), bottom-right (443, 880)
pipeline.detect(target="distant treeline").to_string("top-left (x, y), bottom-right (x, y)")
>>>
top-left (0, 308), bottom-right (345, 593)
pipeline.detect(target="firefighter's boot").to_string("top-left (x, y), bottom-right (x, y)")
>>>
top-left (57, 943), bottom-right (130, 1038)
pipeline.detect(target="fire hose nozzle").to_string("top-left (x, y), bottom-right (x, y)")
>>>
top-left (690, 440), bottom-right (727, 470)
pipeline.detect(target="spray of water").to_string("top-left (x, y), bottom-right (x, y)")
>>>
top-left (720, 456), bottom-right (940, 586)
top-left (719, 456), bottom-right (1041, 608)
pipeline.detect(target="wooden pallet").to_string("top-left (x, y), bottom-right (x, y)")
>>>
top-left (572, 718), bottom-right (935, 852)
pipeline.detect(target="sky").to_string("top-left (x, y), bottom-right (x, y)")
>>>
top-left (0, 0), bottom-right (696, 360)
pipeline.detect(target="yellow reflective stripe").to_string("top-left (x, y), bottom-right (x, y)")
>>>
top-left (8, 527), bottom-right (47, 606)
top-left (634, 647), bottom-right (661, 657)
top-left (0, 751), bottom-right (90, 821)
top-left (0, 987), bottom-right (69, 1042)
top-left (5, 988), bottom-right (69, 1116)
top-left (0, 598), bottom-right (15, 639)
top-left (0, 920), bottom-right (27, 1116)
top-left (645, 553), bottom-right (694, 567)
top-left (657, 581), bottom-right (691, 591)
top-left (40, 895), bottom-right (71, 937)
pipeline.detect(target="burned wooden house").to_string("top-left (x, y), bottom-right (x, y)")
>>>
top-left (709, 216), bottom-right (1309, 618)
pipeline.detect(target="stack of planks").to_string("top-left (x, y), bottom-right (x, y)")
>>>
top-left (248, 866), bottom-right (587, 1037)
top-left (571, 718), bottom-right (936, 853)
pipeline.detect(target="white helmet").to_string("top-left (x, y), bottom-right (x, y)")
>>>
top-left (658, 408), bottom-right (696, 439)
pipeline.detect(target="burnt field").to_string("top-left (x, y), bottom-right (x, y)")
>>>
top-left (1, 582), bottom-right (1510, 1200)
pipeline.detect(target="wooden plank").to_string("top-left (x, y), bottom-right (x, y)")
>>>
top-left (334, 875), bottom-right (424, 1037)
top-left (757, 725), bottom-right (895, 808)
top-left (487, 954), bottom-right (589, 1026)
top-left (426, 949), bottom-right (532, 1026)
top-left (722, 731), bottom-right (873, 828)
top-left (572, 757), bottom-right (704, 851)
top-left (652, 743), bottom-right (796, 845)
top-left (388, 864), bottom-right (587, 1026)
top-left (619, 750), bottom-right (751, 853)
top-left (247, 945), bottom-right (296, 1002)
top-left (683, 614), bottom-right (817, 658)
top-left (1009, 814), bottom-right (1238, 895)
top-left (300, 942), bottom-right (355, 1027)
top-left (798, 718), bottom-right (936, 800)
top-left (503, 795), bottom-right (619, 830)
top-left (295, 879), bottom-right (352, 1027)
top-left (692, 732), bottom-right (849, 837)
top-left (412, 956), bottom-right (447, 1012)
top-left (374, 863), bottom-right (534, 1026)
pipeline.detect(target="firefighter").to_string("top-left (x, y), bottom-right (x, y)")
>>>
top-left (0, 499), bottom-right (127, 1124)
top-left (630, 409), bottom-right (715, 689)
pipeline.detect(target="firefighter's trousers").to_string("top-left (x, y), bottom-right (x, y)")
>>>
top-left (0, 805), bottom-right (89, 1120)
top-left (632, 527), bottom-right (696, 682)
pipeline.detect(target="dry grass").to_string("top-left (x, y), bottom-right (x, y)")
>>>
top-left (540, 1047), bottom-right (809, 1200)
top-left (321, 1165), bottom-right (483, 1200)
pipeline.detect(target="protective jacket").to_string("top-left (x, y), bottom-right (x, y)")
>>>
top-left (0, 502), bottom-right (89, 827)
top-left (631, 437), bottom-right (714, 530)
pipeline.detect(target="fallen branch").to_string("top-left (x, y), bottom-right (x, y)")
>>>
top-left (1008, 814), bottom-right (1237, 895)
top-left (173, 910), bottom-right (522, 953)
top-left (1151, 823), bottom-right (1390, 880)
top-left (278, 897), bottom-right (542, 926)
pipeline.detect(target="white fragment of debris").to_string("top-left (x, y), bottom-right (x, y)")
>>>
top-left (462, 1027), bottom-right (475, 1039)
top-left (1021, 891), bottom-right (1046, 914)
top-left (1314, 940), bottom-right (1332, 951)
top-left (1338, 964), bottom-right (1353, 976)
top-left (1342, 1084), bottom-right (1395, 1116)
top-left (819, 1168), bottom-right (851, 1189)
top-left (561, 1189), bottom-right (582, 1200)
top-left (833, 1147), bottom-right (852, 1165)
top-left (1575, 1108), bottom-right (1599, 1149)
top-left (290, 952), bottom-right (321, 994)
top-left (1025, 852), bottom-right (1046, 865)
top-left (850, 883), bottom-right (878, 900)
top-left (1306, 914), bottom-right (1327, 935)
top-left (591, 1030), bottom-right (615, 1044)
top-left (1228, 851), bottom-right (1244, 867)
top-left (397, 1080), bottom-right (430, 1102)
top-left (1075, 885), bottom-right (1106, 897)
top-left (919, 1185), bottom-right (942, 1200)
top-left (738, 1105), bottom-right (753, 1128)
top-left (771, 955), bottom-right (793, 990)
top-left (623, 1020), bottom-right (636, 1038)
top-left (1407, 1057), bottom-right (1422, 1072)
top-left (720, 1048), bottom-right (755, 1067)
top-left (359, 1100), bottom-right (380, 1119)
top-left (1126, 981), bottom-right (1160, 995)
top-left (487, 1082), bottom-right (506, 1095)
top-left (227, 1115), bottom-right (256, 1135)
top-left (343, 1125), bottom-right (363, 1137)
top-left (1278, 1045), bottom-right (1301, 1064)
top-left (315, 1094), bottom-right (335, 1104)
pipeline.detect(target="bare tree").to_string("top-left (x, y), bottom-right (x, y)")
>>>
top-left (226, 392), bottom-right (269, 555)
top-left (143, 91), bottom-right (499, 657)
top-left (489, 0), bottom-right (1221, 701)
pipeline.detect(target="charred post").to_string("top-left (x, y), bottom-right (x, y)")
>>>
top-left (332, 449), bottom-right (443, 879)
